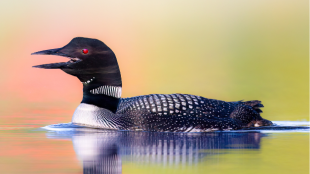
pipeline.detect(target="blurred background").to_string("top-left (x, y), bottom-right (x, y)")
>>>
top-left (0, 1), bottom-right (308, 174)
top-left (0, 0), bottom-right (308, 126)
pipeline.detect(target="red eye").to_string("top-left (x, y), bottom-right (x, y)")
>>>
top-left (82, 49), bottom-right (89, 54)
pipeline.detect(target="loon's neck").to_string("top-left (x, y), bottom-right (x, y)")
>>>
top-left (81, 87), bottom-right (121, 113)
top-left (79, 64), bottom-right (122, 113)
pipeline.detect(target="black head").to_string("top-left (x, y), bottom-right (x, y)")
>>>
top-left (32, 37), bottom-right (122, 112)
top-left (32, 37), bottom-right (122, 87)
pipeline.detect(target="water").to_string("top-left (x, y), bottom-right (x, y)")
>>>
top-left (0, 121), bottom-right (309, 174)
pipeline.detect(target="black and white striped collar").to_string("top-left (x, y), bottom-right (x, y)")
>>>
top-left (90, 85), bottom-right (122, 98)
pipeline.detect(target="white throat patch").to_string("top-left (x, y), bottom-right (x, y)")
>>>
top-left (90, 85), bottom-right (122, 98)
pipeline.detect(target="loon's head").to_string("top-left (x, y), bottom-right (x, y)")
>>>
top-left (32, 37), bottom-right (121, 86)
top-left (32, 37), bottom-right (122, 112)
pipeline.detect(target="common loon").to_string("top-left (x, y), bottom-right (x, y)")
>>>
top-left (32, 37), bottom-right (273, 132)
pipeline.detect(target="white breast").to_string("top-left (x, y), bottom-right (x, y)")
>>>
top-left (72, 103), bottom-right (119, 130)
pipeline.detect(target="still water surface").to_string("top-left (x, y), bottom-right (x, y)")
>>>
top-left (0, 121), bottom-right (309, 174)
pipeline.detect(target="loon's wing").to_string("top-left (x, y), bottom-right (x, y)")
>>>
top-left (116, 94), bottom-right (241, 132)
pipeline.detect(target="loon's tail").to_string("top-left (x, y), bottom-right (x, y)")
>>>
top-left (232, 100), bottom-right (272, 127)
top-left (243, 100), bottom-right (264, 113)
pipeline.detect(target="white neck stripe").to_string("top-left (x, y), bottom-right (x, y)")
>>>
top-left (90, 85), bottom-right (122, 98)
top-left (82, 77), bottom-right (95, 85)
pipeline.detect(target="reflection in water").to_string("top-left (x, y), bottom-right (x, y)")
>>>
top-left (46, 127), bottom-right (266, 174)
top-left (73, 132), bottom-right (122, 174)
